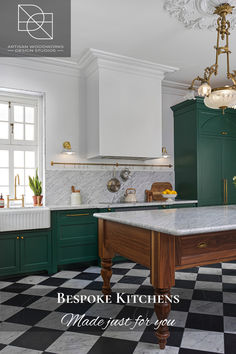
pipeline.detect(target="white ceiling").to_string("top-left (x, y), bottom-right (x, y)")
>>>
top-left (71, 0), bottom-right (236, 86)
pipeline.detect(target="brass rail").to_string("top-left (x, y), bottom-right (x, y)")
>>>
top-left (51, 161), bottom-right (172, 168)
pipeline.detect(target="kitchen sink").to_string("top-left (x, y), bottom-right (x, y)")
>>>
top-left (0, 207), bottom-right (50, 232)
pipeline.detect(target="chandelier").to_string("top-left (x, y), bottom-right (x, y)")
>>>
top-left (186, 3), bottom-right (236, 113)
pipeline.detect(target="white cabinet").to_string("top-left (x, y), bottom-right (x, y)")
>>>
top-left (79, 49), bottom-right (177, 160)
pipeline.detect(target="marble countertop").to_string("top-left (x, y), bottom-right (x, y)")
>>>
top-left (48, 200), bottom-right (197, 211)
top-left (94, 205), bottom-right (236, 236)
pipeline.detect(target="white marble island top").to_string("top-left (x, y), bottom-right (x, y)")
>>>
top-left (94, 205), bottom-right (236, 236)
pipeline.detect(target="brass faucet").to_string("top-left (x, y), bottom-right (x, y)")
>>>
top-left (6, 174), bottom-right (24, 208)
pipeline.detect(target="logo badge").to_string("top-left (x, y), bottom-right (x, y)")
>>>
top-left (18, 4), bottom-right (53, 40)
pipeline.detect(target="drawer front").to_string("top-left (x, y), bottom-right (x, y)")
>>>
top-left (59, 223), bottom-right (97, 241)
top-left (178, 231), bottom-right (236, 266)
top-left (58, 238), bottom-right (98, 264)
top-left (57, 209), bottom-right (97, 226)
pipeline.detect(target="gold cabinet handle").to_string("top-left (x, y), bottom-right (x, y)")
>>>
top-left (17, 236), bottom-right (19, 239)
top-left (221, 131), bottom-right (228, 135)
top-left (197, 242), bottom-right (208, 249)
top-left (21, 236), bottom-right (24, 239)
top-left (66, 213), bottom-right (89, 217)
top-left (108, 208), bottom-right (112, 211)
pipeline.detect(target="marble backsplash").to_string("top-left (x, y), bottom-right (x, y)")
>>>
top-left (45, 170), bottom-right (174, 205)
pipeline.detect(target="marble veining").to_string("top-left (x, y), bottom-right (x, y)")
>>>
top-left (45, 170), bottom-right (174, 206)
top-left (94, 205), bottom-right (236, 236)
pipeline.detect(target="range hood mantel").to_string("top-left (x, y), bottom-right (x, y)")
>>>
top-left (79, 49), bottom-right (178, 160)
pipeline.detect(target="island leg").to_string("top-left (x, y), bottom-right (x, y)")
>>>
top-left (154, 287), bottom-right (172, 349)
top-left (98, 219), bottom-right (115, 296)
top-left (150, 232), bottom-right (175, 350)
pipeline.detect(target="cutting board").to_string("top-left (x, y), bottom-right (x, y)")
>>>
top-left (145, 182), bottom-right (173, 202)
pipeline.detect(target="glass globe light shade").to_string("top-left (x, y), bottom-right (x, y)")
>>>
top-left (184, 88), bottom-right (195, 100)
top-left (198, 82), bottom-right (211, 97)
top-left (204, 87), bottom-right (236, 109)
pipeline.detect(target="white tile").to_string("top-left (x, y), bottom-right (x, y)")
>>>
top-left (0, 304), bottom-right (23, 321)
top-left (102, 321), bottom-right (146, 341)
top-left (223, 291), bottom-right (236, 304)
top-left (22, 285), bottom-right (56, 296)
top-left (224, 316), bottom-right (236, 334)
top-left (46, 331), bottom-right (98, 354)
top-left (189, 300), bottom-right (223, 315)
top-left (111, 282), bottom-right (140, 294)
top-left (52, 270), bottom-right (80, 279)
top-left (84, 266), bottom-right (101, 274)
top-left (86, 303), bottom-right (123, 318)
top-left (222, 263), bottom-right (236, 270)
top-left (28, 296), bottom-right (61, 311)
top-left (0, 346), bottom-right (42, 354)
top-left (126, 269), bottom-right (150, 277)
top-left (17, 275), bottom-right (49, 285)
top-left (171, 287), bottom-right (193, 300)
top-left (175, 272), bottom-right (197, 281)
top-left (222, 275), bottom-right (236, 284)
top-left (134, 342), bottom-right (179, 354)
top-left (198, 267), bottom-right (222, 275)
top-left (195, 281), bottom-right (222, 292)
top-left (112, 262), bottom-right (135, 269)
top-left (142, 277), bottom-right (151, 286)
top-left (0, 292), bottom-right (16, 304)
top-left (37, 311), bottom-right (68, 331)
top-left (96, 274), bottom-right (124, 282)
top-left (0, 281), bottom-right (12, 289)
top-left (0, 322), bottom-right (30, 344)
top-left (181, 328), bottom-right (224, 353)
top-left (62, 279), bottom-right (92, 289)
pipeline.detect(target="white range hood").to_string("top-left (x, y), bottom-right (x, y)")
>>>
top-left (79, 49), bottom-right (178, 160)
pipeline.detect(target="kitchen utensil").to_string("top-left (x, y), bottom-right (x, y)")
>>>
top-left (120, 168), bottom-right (131, 181)
top-left (107, 168), bottom-right (121, 193)
top-left (124, 188), bottom-right (137, 203)
top-left (145, 182), bottom-right (173, 202)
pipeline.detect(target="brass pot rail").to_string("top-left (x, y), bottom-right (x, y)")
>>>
top-left (50, 161), bottom-right (172, 168)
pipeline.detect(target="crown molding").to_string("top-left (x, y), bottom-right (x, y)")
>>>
top-left (78, 48), bottom-right (179, 79)
top-left (0, 57), bottom-right (80, 77)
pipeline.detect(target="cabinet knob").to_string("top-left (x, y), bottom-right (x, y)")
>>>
top-left (17, 236), bottom-right (19, 239)
top-left (221, 131), bottom-right (228, 135)
top-left (21, 236), bottom-right (24, 240)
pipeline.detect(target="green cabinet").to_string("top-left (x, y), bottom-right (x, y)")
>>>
top-left (172, 98), bottom-right (236, 206)
top-left (0, 229), bottom-right (52, 278)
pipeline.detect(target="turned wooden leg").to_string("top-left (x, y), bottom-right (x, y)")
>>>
top-left (101, 258), bottom-right (113, 295)
top-left (154, 287), bottom-right (171, 349)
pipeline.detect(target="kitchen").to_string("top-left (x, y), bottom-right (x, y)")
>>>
top-left (0, 1), bottom-right (236, 354)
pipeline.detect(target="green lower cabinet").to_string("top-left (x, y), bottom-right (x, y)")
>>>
top-left (0, 229), bottom-right (52, 278)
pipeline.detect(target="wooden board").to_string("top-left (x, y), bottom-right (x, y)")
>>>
top-left (146, 182), bottom-right (173, 201)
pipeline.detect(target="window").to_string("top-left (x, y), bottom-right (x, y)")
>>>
top-left (0, 96), bottom-right (39, 205)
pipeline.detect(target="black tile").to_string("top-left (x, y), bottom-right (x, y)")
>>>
top-left (223, 283), bottom-right (236, 292)
top-left (46, 287), bottom-right (79, 298)
top-left (85, 281), bottom-right (105, 291)
top-left (224, 333), bottom-right (236, 354)
top-left (197, 273), bottom-right (222, 282)
top-left (140, 324), bottom-right (184, 347)
top-left (0, 344), bottom-right (6, 350)
top-left (75, 272), bottom-right (100, 280)
top-left (116, 305), bottom-right (154, 321)
top-left (3, 294), bottom-right (41, 307)
top-left (172, 299), bottom-right (191, 312)
top-left (39, 278), bottom-right (67, 287)
top-left (67, 315), bottom-right (107, 336)
top-left (179, 349), bottom-right (215, 354)
top-left (3, 275), bottom-right (26, 282)
top-left (133, 264), bottom-right (148, 270)
top-left (118, 276), bottom-right (146, 285)
top-left (176, 267), bottom-right (199, 273)
top-left (135, 285), bottom-right (154, 295)
top-left (87, 336), bottom-right (137, 354)
top-left (56, 301), bottom-right (93, 314)
top-left (225, 260), bottom-right (236, 264)
top-left (11, 326), bottom-right (63, 351)
top-left (6, 308), bottom-right (50, 326)
top-left (192, 289), bottom-right (223, 302)
top-left (1, 283), bottom-right (33, 293)
top-left (222, 268), bottom-right (236, 276)
top-left (201, 263), bottom-right (222, 268)
top-left (224, 303), bottom-right (236, 317)
top-left (174, 280), bottom-right (196, 289)
top-left (111, 268), bottom-right (130, 275)
top-left (185, 313), bottom-right (223, 332)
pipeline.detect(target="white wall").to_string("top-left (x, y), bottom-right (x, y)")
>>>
top-left (0, 59), bottom-right (186, 172)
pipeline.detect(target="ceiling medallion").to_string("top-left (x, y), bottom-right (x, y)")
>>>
top-left (164, 0), bottom-right (236, 29)
top-left (185, 3), bottom-right (236, 113)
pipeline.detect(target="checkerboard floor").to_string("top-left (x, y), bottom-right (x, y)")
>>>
top-left (0, 260), bottom-right (236, 354)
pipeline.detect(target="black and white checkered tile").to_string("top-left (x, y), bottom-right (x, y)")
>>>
top-left (0, 261), bottom-right (236, 354)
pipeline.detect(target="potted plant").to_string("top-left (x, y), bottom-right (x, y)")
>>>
top-left (29, 169), bottom-right (43, 206)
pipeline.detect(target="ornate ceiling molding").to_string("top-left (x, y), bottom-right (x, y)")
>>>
top-left (164, 0), bottom-right (236, 29)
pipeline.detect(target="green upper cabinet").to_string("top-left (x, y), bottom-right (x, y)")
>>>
top-left (172, 98), bottom-right (236, 206)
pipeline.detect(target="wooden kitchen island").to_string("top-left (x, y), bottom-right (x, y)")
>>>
top-left (94, 205), bottom-right (236, 349)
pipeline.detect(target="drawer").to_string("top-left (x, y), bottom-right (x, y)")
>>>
top-left (58, 240), bottom-right (98, 264)
top-left (177, 230), bottom-right (236, 267)
top-left (59, 224), bottom-right (97, 241)
top-left (57, 209), bottom-right (97, 225)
